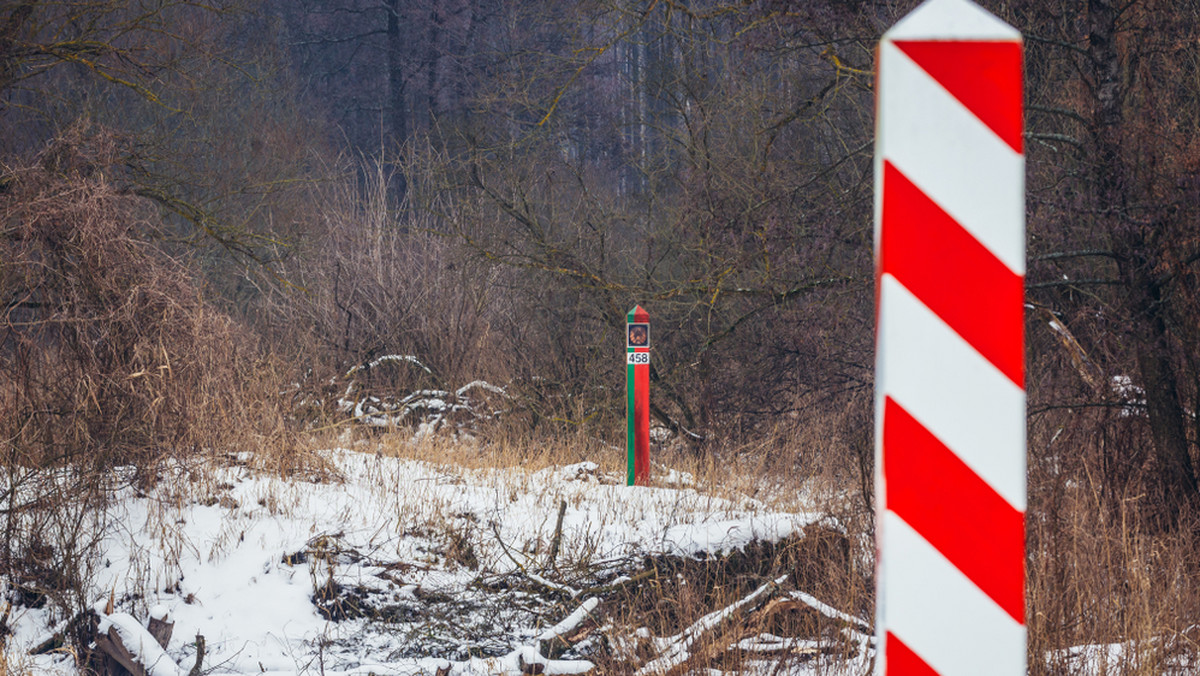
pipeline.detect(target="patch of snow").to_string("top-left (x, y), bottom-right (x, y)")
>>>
top-left (557, 461), bottom-right (599, 482)
top-left (1111, 374), bottom-right (1146, 417)
top-left (8, 449), bottom-right (832, 675)
top-left (345, 355), bottom-right (432, 377)
top-left (96, 609), bottom-right (184, 676)
top-left (456, 380), bottom-right (507, 397)
top-left (661, 515), bottom-right (811, 558)
top-left (537, 598), bottom-right (599, 641)
top-left (659, 468), bottom-right (695, 488)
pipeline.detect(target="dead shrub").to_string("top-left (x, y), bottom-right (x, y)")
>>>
top-left (263, 158), bottom-right (515, 431)
top-left (1027, 391), bottom-right (1200, 673)
top-left (0, 126), bottom-right (294, 658)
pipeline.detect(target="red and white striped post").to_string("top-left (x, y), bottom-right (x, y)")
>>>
top-left (626, 305), bottom-right (650, 486)
top-left (874, 0), bottom-right (1025, 673)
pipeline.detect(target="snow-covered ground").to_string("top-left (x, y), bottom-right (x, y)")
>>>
top-left (4, 447), bottom-right (869, 675)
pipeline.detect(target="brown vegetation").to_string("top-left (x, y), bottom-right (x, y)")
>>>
top-left (0, 127), bottom-right (296, 662)
top-left (3, 0), bottom-right (1200, 672)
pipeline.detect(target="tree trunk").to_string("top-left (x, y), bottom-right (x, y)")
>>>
top-left (386, 0), bottom-right (408, 201)
top-left (1088, 0), bottom-right (1198, 519)
top-left (424, 4), bottom-right (443, 133)
top-left (1125, 257), bottom-right (1198, 511)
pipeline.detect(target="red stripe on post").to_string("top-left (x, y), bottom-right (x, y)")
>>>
top-left (634, 355), bottom-right (650, 485)
top-left (886, 632), bottom-right (939, 675)
top-left (892, 40), bottom-right (1023, 153)
top-left (883, 396), bottom-right (1025, 623)
top-left (885, 632), bottom-right (939, 676)
top-left (880, 161), bottom-right (1025, 387)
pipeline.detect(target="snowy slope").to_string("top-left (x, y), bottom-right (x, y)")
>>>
top-left (6, 448), bottom-right (853, 675)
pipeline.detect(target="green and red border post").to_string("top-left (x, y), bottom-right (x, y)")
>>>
top-left (626, 305), bottom-right (650, 486)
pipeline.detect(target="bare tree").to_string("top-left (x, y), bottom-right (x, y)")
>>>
top-left (402, 0), bottom-right (880, 447)
top-left (1020, 0), bottom-right (1200, 522)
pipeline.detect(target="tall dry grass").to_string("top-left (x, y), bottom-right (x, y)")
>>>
top-left (1027, 405), bottom-right (1200, 675)
top-left (0, 126), bottom-right (298, 664)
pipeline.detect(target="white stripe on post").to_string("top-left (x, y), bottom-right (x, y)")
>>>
top-left (877, 40), bottom-right (1025, 274)
top-left (874, 0), bottom-right (1026, 674)
top-left (878, 276), bottom-right (1026, 510)
top-left (882, 514), bottom-right (1026, 676)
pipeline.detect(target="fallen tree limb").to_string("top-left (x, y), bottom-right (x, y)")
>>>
top-left (577, 569), bottom-right (655, 597)
top-left (29, 632), bottom-right (64, 656)
top-left (538, 598), bottom-right (600, 642)
top-left (525, 571), bottom-right (580, 597)
top-left (538, 598), bottom-right (600, 658)
top-left (93, 606), bottom-right (184, 676)
top-left (636, 575), bottom-right (787, 675)
top-left (786, 590), bottom-right (871, 633)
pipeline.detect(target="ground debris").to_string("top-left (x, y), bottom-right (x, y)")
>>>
top-left (285, 529), bottom-right (868, 675)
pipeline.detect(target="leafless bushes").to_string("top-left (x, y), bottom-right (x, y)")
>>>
top-left (1025, 336), bottom-right (1200, 673)
top-left (1027, 415), bottom-right (1200, 674)
top-left (263, 160), bottom-right (518, 429)
top-left (0, 128), bottom-right (292, 649)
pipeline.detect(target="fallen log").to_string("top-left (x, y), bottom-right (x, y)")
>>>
top-left (636, 575), bottom-right (786, 675)
top-left (93, 605), bottom-right (183, 676)
top-left (538, 597), bottom-right (599, 658)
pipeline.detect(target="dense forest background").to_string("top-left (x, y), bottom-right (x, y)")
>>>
top-left (5, 0), bottom-right (1200, 669)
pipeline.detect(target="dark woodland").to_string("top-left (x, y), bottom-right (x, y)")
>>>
top-left (4, 0), bottom-right (1200, 671)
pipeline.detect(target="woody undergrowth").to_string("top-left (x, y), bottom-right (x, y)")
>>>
top-left (12, 134), bottom-right (1200, 674)
top-left (0, 128), bottom-right (301, 665)
top-left (1027, 362), bottom-right (1200, 674)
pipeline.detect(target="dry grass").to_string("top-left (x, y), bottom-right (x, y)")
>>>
top-left (299, 387), bottom-right (870, 516)
top-left (0, 126), bottom-right (300, 668)
top-left (9, 133), bottom-right (1199, 675)
top-left (285, 400), bottom-right (876, 674)
top-left (1029, 491), bottom-right (1200, 674)
top-left (1026, 403), bottom-right (1200, 675)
